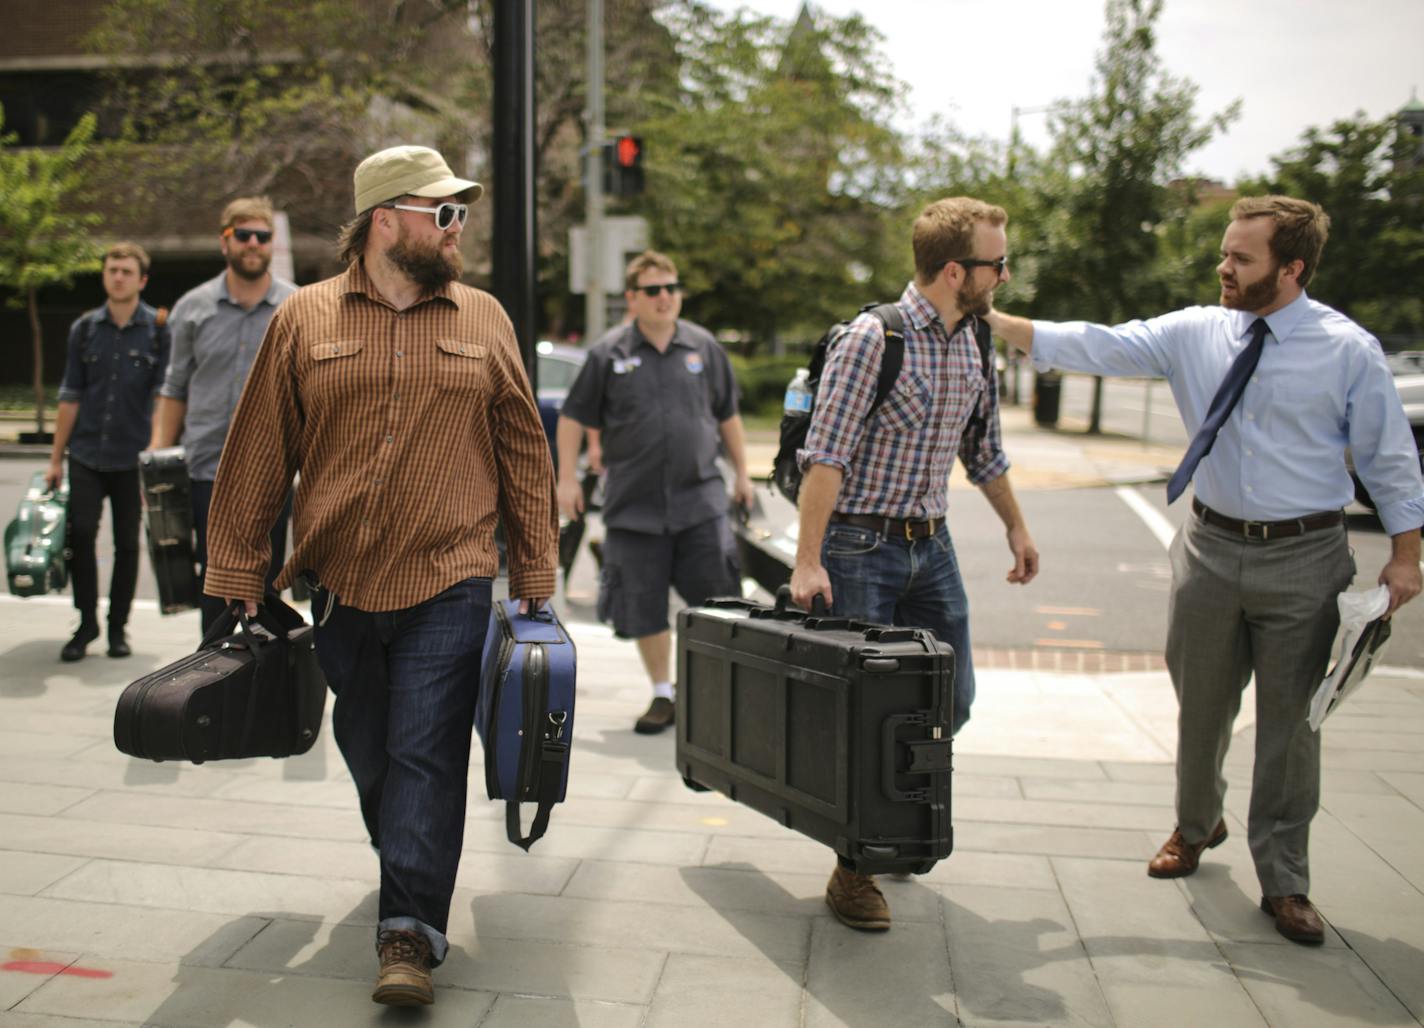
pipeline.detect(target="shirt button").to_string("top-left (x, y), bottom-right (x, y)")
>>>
top-left (1246, 486), bottom-right (1254, 493)
top-left (385, 435), bottom-right (394, 443)
top-left (393, 392), bottom-right (400, 401)
top-left (374, 478), bottom-right (383, 485)
top-left (395, 351), bottom-right (403, 358)
top-left (1246, 413), bottom-right (1255, 421)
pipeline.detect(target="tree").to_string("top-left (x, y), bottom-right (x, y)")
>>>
top-left (633, 2), bottom-right (908, 348)
top-left (1245, 112), bottom-right (1424, 338)
top-left (0, 106), bottom-right (104, 439)
top-left (1018, 0), bottom-right (1237, 430)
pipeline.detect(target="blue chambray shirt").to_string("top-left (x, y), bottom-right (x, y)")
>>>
top-left (57, 302), bottom-right (170, 471)
top-left (159, 271), bottom-right (297, 481)
top-left (1032, 291), bottom-right (1424, 537)
top-left (799, 282), bottom-right (1008, 519)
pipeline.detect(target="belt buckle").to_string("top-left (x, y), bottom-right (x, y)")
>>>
top-left (1242, 520), bottom-right (1267, 541)
top-left (904, 519), bottom-right (914, 541)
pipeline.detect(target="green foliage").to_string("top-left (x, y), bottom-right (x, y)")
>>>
top-left (729, 352), bottom-right (808, 418)
top-left (1243, 113), bottom-right (1424, 336)
top-left (636, 2), bottom-right (909, 347)
top-left (0, 106), bottom-right (104, 302)
top-left (1016, 0), bottom-right (1237, 324)
top-left (0, 104), bottom-right (104, 433)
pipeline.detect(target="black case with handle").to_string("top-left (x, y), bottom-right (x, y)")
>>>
top-left (113, 594), bottom-right (327, 763)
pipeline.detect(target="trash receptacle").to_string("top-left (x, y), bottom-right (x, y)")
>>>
top-left (1033, 370), bottom-right (1062, 427)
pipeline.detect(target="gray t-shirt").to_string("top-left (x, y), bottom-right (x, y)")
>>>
top-left (561, 319), bottom-right (739, 534)
top-left (158, 272), bottom-right (297, 480)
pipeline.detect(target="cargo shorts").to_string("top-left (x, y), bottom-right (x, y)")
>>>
top-left (597, 516), bottom-right (741, 639)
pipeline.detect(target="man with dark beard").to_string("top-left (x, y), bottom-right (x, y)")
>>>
top-left (789, 196), bottom-right (1039, 932)
top-left (988, 195), bottom-right (1423, 945)
top-left (151, 196), bottom-right (297, 632)
top-left (204, 145), bottom-right (558, 1007)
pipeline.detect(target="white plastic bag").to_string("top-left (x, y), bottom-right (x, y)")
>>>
top-left (1308, 585), bottom-right (1392, 731)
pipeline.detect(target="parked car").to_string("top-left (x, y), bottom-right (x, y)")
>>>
top-left (535, 340), bottom-right (587, 459)
top-left (1351, 350), bottom-right (1424, 510)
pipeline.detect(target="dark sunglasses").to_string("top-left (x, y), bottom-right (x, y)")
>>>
top-left (224, 227), bottom-right (273, 245)
top-left (634, 282), bottom-right (681, 297)
top-left (387, 202), bottom-right (469, 231)
top-left (947, 256), bottom-right (1008, 275)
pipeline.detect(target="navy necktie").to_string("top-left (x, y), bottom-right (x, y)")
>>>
top-left (1166, 317), bottom-right (1269, 504)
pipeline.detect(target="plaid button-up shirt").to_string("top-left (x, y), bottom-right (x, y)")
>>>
top-left (799, 282), bottom-right (1009, 519)
top-left (204, 261), bottom-right (557, 611)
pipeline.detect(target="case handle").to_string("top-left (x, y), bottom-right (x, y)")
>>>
top-left (881, 713), bottom-right (951, 803)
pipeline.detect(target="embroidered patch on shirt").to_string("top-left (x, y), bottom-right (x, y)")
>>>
top-left (684, 353), bottom-right (704, 374)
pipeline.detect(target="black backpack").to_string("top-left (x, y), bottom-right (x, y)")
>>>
top-left (771, 304), bottom-right (994, 503)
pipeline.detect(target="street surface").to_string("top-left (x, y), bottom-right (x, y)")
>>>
top-left (3, 450), bottom-right (1419, 670)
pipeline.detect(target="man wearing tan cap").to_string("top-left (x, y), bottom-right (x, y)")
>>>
top-left (204, 145), bottom-right (558, 1006)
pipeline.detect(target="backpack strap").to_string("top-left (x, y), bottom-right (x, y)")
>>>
top-left (973, 315), bottom-right (993, 382)
top-left (864, 303), bottom-right (905, 416)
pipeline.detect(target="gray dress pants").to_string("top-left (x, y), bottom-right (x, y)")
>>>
top-left (1166, 511), bottom-right (1353, 897)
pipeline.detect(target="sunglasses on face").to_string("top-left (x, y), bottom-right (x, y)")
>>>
top-left (387, 202), bottom-right (469, 230)
top-left (224, 227), bottom-right (273, 245)
top-left (948, 256), bottom-right (1008, 275)
top-left (633, 282), bottom-right (681, 297)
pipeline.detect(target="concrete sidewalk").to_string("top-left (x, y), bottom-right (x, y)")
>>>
top-left (2, 592), bottom-right (1422, 1027)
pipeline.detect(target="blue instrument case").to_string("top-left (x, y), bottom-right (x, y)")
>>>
top-left (477, 599), bottom-right (577, 850)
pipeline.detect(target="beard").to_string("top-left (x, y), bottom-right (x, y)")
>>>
top-left (387, 225), bottom-right (462, 291)
top-left (957, 276), bottom-right (994, 318)
top-left (227, 248), bottom-right (271, 282)
top-left (1220, 264), bottom-right (1280, 312)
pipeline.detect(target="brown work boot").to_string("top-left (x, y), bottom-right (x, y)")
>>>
top-left (372, 929), bottom-right (434, 1006)
top-left (635, 696), bottom-right (675, 735)
top-left (1147, 820), bottom-right (1228, 879)
top-left (1261, 894), bottom-right (1325, 945)
top-left (825, 865), bottom-right (891, 931)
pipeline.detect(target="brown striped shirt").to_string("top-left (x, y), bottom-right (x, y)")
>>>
top-left (204, 260), bottom-right (557, 611)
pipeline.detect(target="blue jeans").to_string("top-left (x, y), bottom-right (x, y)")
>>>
top-left (822, 521), bottom-right (975, 734)
top-left (312, 577), bottom-right (492, 966)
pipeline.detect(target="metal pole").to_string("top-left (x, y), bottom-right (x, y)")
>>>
top-left (583, 0), bottom-right (606, 343)
top-left (492, 0), bottom-right (539, 382)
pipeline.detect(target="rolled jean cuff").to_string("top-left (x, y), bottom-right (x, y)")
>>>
top-left (378, 916), bottom-right (448, 967)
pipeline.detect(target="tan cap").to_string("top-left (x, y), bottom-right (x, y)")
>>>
top-left (353, 145), bottom-right (483, 215)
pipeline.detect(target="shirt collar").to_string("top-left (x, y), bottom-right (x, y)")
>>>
top-left (1232, 289), bottom-right (1309, 344)
top-left (900, 281), bottom-right (940, 333)
top-left (217, 271), bottom-right (287, 309)
top-left (96, 302), bottom-right (154, 328)
top-left (613, 319), bottom-right (686, 357)
top-left (340, 259), bottom-right (461, 311)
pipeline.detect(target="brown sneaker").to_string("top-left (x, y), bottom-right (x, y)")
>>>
top-left (1261, 894), bottom-right (1325, 945)
top-left (635, 696), bottom-right (675, 735)
top-left (372, 929), bottom-right (434, 1006)
top-left (1147, 820), bottom-right (1228, 879)
top-left (825, 865), bottom-right (891, 931)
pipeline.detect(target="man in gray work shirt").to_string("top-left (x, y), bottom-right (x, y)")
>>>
top-left (150, 195), bottom-right (296, 632)
top-left (556, 250), bottom-right (754, 734)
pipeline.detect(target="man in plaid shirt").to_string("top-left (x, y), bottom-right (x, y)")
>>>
top-left (790, 196), bottom-right (1039, 932)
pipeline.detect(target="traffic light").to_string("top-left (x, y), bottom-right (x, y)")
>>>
top-left (603, 135), bottom-right (645, 197)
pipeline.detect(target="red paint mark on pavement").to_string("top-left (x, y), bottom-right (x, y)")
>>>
top-left (2, 960), bottom-right (114, 979)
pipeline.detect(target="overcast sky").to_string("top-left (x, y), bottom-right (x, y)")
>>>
top-left (702, 0), bottom-right (1424, 184)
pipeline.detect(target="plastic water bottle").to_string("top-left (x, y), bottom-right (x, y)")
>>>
top-left (783, 368), bottom-right (813, 414)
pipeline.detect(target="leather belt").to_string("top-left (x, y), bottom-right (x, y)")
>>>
top-left (1191, 497), bottom-right (1343, 541)
top-left (830, 512), bottom-right (941, 541)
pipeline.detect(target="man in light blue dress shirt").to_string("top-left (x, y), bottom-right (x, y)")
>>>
top-left (988, 195), bottom-right (1423, 945)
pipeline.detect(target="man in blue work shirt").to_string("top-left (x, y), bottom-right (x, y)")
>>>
top-left (988, 195), bottom-right (1423, 946)
top-left (556, 251), bottom-right (754, 734)
top-left (149, 196), bottom-right (297, 633)
top-left (46, 242), bottom-right (170, 661)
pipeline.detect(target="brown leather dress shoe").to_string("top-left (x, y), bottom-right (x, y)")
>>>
top-left (1147, 820), bottom-right (1228, 878)
top-left (635, 696), bottom-right (675, 735)
top-left (1261, 894), bottom-right (1325, 945)
top-left (372, 929), bottom-right (434, 1006)
top-left (825, 865), bottom-right (890, 931)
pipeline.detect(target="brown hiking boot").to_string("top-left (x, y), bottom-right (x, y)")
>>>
top-left (825, 865), bottom-right (891, 931)
top-left (372, 929), bottom-right (434, 1006)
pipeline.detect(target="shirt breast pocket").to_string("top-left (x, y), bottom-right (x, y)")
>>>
top-left (435, 338), bottom-right (487, 396)
top-left (873, 372), bottom-right (930, 433)
top-left (308, 340), bottom-right (367, 407)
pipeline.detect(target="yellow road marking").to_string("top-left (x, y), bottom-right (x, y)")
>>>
top-left (1034, 638), bottom-right (1105, 649)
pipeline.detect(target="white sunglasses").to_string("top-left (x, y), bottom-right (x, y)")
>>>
top-left (386, 202), bottom-right (469, 230)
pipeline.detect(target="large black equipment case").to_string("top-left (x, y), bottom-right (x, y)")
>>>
top-left (676, 594), bottom-right (954, 875)
top-left (138, 446), bottom-right (200, 614)
top-left (113, 596), bottom-right (327, 763)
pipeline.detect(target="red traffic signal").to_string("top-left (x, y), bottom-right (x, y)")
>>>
top-left (604, 136), bottom-right (645, 197)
